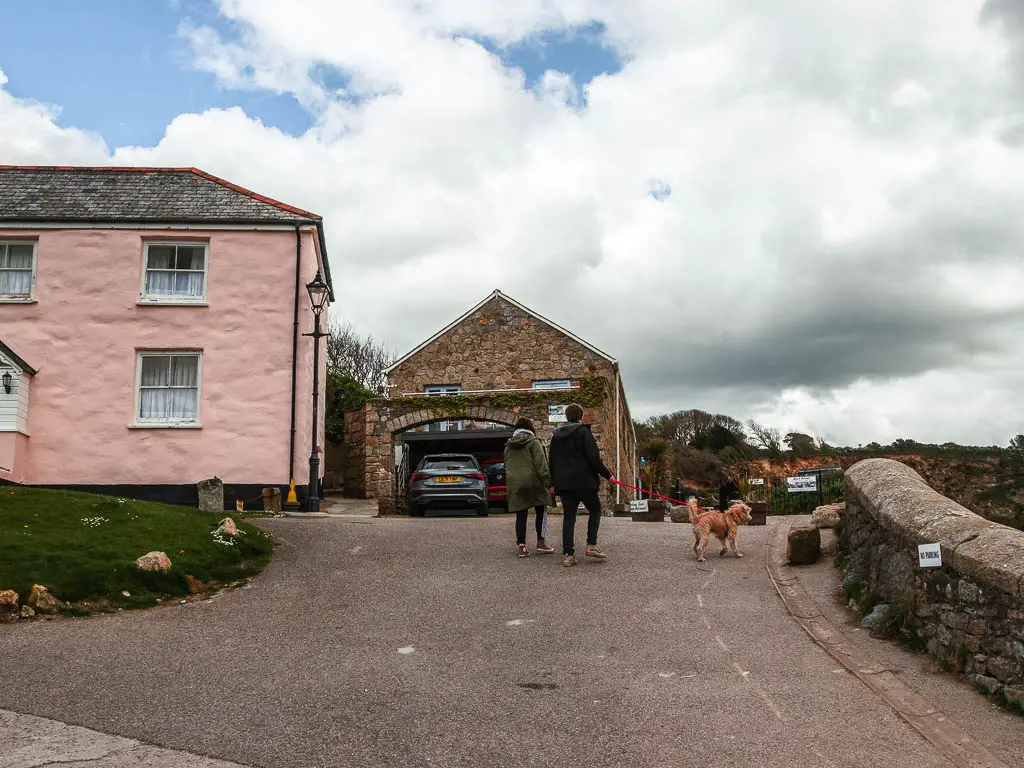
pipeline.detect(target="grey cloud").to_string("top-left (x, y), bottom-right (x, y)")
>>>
top-left (617, 189), bottom-right (1024, 403)
top-left (983, 0), bottom-right (1024, 30)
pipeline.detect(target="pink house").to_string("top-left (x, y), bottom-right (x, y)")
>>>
top-left (0, 166), bottom-right (332, 507)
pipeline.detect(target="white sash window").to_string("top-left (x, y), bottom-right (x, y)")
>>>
top-left (0, 242), bottom-right (36, 300)
top-left (135, 352), bottom-right (202, 425)
top-left (141, 243), bottom-right (208, 302)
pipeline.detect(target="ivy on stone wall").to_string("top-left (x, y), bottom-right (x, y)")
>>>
top-left (385, 375), bottom-right (607, 417)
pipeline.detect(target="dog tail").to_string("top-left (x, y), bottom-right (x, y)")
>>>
top-left (687, 498), bottom-right (700, 522)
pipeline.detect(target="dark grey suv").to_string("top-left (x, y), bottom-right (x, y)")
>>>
top-left (408, 454), bottom-right (488, 517)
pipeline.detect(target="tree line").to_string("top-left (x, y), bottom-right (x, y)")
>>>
top-left (324, 321), bottom-right (394, 443)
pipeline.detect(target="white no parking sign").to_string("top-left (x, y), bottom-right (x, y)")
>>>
top-left (918, 543), bottom-right (942, 568)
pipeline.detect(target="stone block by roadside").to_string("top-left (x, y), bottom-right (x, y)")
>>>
top-left (262, 487), bottom-right (282, 513)
top-left (811, 502), bottom-right (845, 528)
top-left (668, 504), bottom-right (689, 523)
top-left (198, 477), bottom-right (224, 513)
top-left (787, 525), bottom-right (821, 565)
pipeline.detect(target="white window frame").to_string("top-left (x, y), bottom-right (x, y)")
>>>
top-left (132, 351), bottom-right (203, 428)
top-left (532, 379), bottom-right (573, 390)
top-left (139, 241), bottom-right (209, 304)
top-left (0, 241), bottom-right (38, 302)
top-left (424, 384), bottom-right (462, 432)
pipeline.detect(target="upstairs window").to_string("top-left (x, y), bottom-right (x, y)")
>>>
top-left (142, 243), bottom-right (207, 302)
top-left (424, 385), bottom-right (462, 432)
top-left (424, 385), bottom-right (462, 395)
top-left (0, 242), bottom-right (36, 300)
top-left (532, 379), bottom-right (572, 390)
top-left (135, 352), bottom-right (202, 425)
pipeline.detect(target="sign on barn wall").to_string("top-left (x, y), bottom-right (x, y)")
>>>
top-left (548, 405), bottom-right (567, 423)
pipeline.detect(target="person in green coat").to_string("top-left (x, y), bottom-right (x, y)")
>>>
top-left (504, 417), bottom-right (554, 557)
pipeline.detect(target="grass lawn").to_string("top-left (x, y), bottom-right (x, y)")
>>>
top-left (0, 487), bottom-right (274, 612)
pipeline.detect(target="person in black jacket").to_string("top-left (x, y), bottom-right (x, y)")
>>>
top-left (548, 403), bottom-right (614, 567)
top-left (719, 476), bottom-right (742, 512)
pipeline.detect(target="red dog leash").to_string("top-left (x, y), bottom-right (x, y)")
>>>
top-left (608, 479), bottom-right (712, 511)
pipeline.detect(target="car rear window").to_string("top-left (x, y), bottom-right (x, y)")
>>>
top-left (422, 458), bottom-right (476, 471)
top-left (484, 463), bottom-right (504, 478)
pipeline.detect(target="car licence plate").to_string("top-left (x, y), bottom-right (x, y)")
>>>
top-left (435, 476), bottom-right (461, 483)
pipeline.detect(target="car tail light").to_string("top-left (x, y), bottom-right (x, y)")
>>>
top-left (410, 473), bottom-right (428, 485)
top-left (467, 473), bottom-right (485, 481)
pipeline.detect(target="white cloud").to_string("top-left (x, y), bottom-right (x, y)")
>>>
top-left (1, 1), bottom-right (1022, 446)
top-left (0, 67), bottom-right (109, 164)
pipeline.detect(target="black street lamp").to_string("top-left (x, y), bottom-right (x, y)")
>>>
top-left (303, 271), bottom-right (330, 512)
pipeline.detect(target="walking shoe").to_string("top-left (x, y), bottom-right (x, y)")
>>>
top-left (535, 540), bottom-right (554, 554)
top-left (518, 544), bottom-right (529, 558)
top-left (562, 555), bottom-right (578, 567)
top-left (585, 545), bottom-right (607, 559)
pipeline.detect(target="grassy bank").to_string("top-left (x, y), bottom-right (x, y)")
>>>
top-left (0, 487), bottom-right (273, 611)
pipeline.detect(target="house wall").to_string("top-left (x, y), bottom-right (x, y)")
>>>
top-left (0, 226), bottom-right (325, 498)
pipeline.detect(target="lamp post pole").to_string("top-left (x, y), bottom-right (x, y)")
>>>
top-left (303, 270), bottom-right (331, 513)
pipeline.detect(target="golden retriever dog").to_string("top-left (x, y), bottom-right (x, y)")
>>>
top-left (688, 499), bottom-right (752, 562)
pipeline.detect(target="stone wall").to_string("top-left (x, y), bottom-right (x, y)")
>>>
top-left (342, 408), bottom-right (367, 498)
top-left (843, 459), bottom-right (1024, 708)
top-left (595, 376), bottom-right (635, 507)
top-left (388, 293), bottom-right (617, 395)
top-left (324, 440), bottom-right (346, 491)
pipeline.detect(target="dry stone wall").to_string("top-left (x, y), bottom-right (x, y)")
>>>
top-left (842, 459), bottom-right (1024, 709)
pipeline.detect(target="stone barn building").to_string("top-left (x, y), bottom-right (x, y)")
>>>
top-left (345, 290), bottom-right (637, 515)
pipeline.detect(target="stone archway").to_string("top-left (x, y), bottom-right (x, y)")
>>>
top-left (381, 404), bottom-right (521, 435)
top-left (352, 397), bottom-right (553, 514)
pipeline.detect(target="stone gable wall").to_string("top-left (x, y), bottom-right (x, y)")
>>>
top-left (843, 458), bottom-right (1024, 708)
top-left (387, 295), bottom-right (616, 395)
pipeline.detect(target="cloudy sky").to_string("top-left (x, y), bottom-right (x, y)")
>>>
top-left (2, 0), bottom-right (1022, 447)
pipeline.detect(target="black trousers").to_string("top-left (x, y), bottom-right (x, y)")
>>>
top-left (558, 488), bottom-right (602, 555)
top-left (515, 505), bottom-right (547, 545)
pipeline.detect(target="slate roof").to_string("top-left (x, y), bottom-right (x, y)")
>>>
top-left (0, 166), bottom-right (333, 295)
top-left (0, 166), bottom-right (320, 223)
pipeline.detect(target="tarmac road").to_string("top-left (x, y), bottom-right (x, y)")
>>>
top-left (0, 515), bottom-right (1011, 767)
